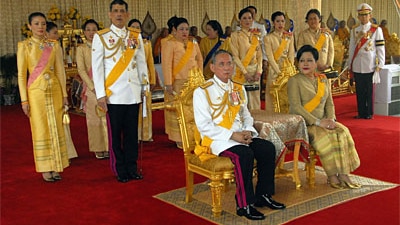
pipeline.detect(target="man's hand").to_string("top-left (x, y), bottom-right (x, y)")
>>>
top-left (97, 97), bottom-right (108, 112)
top-left (231, 131), bottom-right (253, 145)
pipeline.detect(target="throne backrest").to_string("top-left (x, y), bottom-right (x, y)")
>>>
top-left (175, 68), bottom-right (206, 154)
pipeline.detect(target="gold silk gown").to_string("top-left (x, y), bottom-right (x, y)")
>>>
top-left (17, 37), bottom-right (69, 172)
top-left (76, 43), bottom-right (109, 153)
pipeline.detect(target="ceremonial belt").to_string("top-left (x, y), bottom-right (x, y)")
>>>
top-left (28, 43), bottom-right (54, 88)
top-left (304, 74), bottom-right (326, 113)
top-left (314, 31), bottom-right (327, 52)
top-left (104, 30), bottom-right (139, 97)
top-left (173, 41), bottom-right (194, 77)
top-left (194, 83), bottom-right (243, 162)
top-left (234, 36), bottom-right (259, 83)
top-left (203, 37), bottom-right (226, 68)
top-left (273, 36), bottom-right (289, 61)
top-left (350, 26), bottom-right (377, 78)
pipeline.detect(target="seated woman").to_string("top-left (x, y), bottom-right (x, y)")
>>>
top-left (287, 45), bottom-right (361, 189)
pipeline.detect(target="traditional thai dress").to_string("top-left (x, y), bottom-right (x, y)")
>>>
top-left (199, 36), bottom-right (231, 80)
top-left (17, 36), bottom-right (69, 172)
top-left (263, 31), bottom-right (296, 113)
top-left (162, 36), bottom-right (203, 143)
top-left (76, 42), bottom-right (108, 153)
top-left (138, 39), bottom-right (156, 141)
top-left (287, 73), bottom-right (360, 176)
top-left (230, 29), bottom-right (263, 110)
top-left (297, 28), bottom-right (335, 70)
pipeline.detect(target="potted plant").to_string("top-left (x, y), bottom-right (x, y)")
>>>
top-left (0, 54), bottom-right (19, 105)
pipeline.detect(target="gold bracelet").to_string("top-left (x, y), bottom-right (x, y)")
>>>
top-left (21, 101), bottom-right (29, 105)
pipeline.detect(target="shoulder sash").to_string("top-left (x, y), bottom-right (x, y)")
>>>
top-left (172, 41), bottom-right (194, 77)
top-left (27, 42), bottom-right (54, 88)
top-left (350, 25), bottom-right (378, 72)
top-left (234, 35), bottom-right (259, 83)
top-left (304, 74), bottom-right (326, 113)
top-left (314, 30), bottom-right (327, 52)
top-left (273, 33), bottom-right (290, 61)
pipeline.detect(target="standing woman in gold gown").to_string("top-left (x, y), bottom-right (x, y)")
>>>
top-left (297, 9), bottom-right (334, 72)
top-left (263, 11), bottom-right (296, 113)
top-left (128, 19), bottom-right (156, 142)
top-left (17, 12), bottom-right (69, 182)
top-left (76, 19), bottom-right (109, 159)
top-left (199, 20), bottom-right (231, 80)
top-left (162, 17), bottom-right (203, 148)
top-left (230, 8), bottom-right (263, 110)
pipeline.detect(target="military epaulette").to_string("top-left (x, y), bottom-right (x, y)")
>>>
top-left (371, 23), bottom-right (378, 28)
top-left (127, 27), bottom-right (141, 33)
top-left (352, 23), bottom-right (360, 29)
top-left (200, 81), bottom-right (213, 89)
top-left (97, 28), bottom-right (110, 35)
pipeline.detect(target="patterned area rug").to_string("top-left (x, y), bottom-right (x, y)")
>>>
top-left (154, 163), bottom-right (398, 225)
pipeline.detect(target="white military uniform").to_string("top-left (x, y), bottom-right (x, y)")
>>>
top-left (193, 76), bottom-right (258, 156)
top-left (92, 24), bottom-right (148, 103)
top-left (347, 21), bottom-right (385, 73)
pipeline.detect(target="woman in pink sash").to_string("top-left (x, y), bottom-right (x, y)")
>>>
top-left (76, 19), bottom-right (109, 159)
top-left (17, 12), bottom-right (69, 182)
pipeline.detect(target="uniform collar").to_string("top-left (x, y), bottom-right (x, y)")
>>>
top-left (360, 22), bottom-right (371, 30)
top-left (111, 24), bottom-right (127, 38)
top-left (213, 75), bottom-right (231, 90)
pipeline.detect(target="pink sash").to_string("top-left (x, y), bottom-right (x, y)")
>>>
top-left (27, 45), bottom-right (53, 88)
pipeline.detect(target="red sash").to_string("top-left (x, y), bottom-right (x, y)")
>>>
top-left (350, 26), bottom-right (377, 78)
top-left (27, 44), bottom-right (53, 88)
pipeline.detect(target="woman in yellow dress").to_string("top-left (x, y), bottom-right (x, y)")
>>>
top-left (17, 12), bottom-right (69, 182)
top-left (230, 8), bottom-right (263, 110)
top-left (263, 11), bottom-right (296, 113)
top-left (288, 45), bottom-right (361, 189)
top-left (297, 9), bottom-right (334, 72)
top-left (76, 19), bottom-right (109, 159)
top-left (162, 17), bottom-right (203, 148)
top-left (199, 20), bottom-right (231, 80)
top-left (128, 19), bottom-right (156, 142)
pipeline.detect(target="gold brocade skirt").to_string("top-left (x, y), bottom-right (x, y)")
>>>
top-left (308, 122), bottom-right (360, 176)
top-left (164, 79), bottom-right (186, 142)
top-left (85, 90), bottom-right (108, 152)
top-left (28, 74), bottom-right (69, 172)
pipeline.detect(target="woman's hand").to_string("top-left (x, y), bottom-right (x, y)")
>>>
top-left (321, 119), bottom-right (336, 129)
top-left (22, 103), bottom-right (30, 117)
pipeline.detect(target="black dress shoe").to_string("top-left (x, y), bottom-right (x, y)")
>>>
top-left (254, 194), bottom-right (286, 210)
top-left (354, 115), bottom-right (363, 119)
top-left (364, 115), bottom-right (373, 119)
top-left (128, 172), bottom-right (143, 180)
top-left (236, 205), bottom-right (265, 220)
top-left (117, 176), bottom-right (130, 183)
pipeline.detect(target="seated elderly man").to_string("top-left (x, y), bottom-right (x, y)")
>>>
top-left (193, 50), bottom-right (285, 221)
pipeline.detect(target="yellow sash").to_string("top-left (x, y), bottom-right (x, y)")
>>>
top-left (104, 29), bottom-right (140, 97)
top-left (304, 74), bottom-right (326, 112)
top-left (234, 36), bottom-right (259, 83)
top-left (172, 41), bottom-right (194, 77)
top-left (314, 31), bottom-right (327, 52)
top-left (194, 83), bottom-right (243, 162)
top-left (273, 35), bottom-right (289, 61)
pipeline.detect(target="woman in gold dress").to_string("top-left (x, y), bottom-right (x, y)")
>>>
top-left (128, 19), bottom-right (156, 142)
top-left (230, 8), bottom-right (263, 110)
top-left (162, 17), bottom-right (203, 148)
top-left (17, 12), bottom-right (69, 182)
top-left (199, 20), bottom-right (231, 80)
top-left (263, 11), bottom-right (296, 113)
top-left (288, 45), bottom-right (361, 189)
top-left (297, 9), bottom-right (334, 72)
top-left (76, 19), bottom-right (109, 159)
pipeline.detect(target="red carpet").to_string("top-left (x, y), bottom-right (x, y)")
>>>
top-left (1, 94), bottom-right (399, 225)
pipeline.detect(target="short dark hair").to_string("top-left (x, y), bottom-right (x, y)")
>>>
top-left (206, 20), bottom-right (224, 37)
top-left (46, 21), bottom-right (57, 32)
top-left (271, 11), bottom-right (285, 22)
top-left (109, 0), bottom-right (128, 12)
top-left (211, 49), bottom-right (233, 64)
top-left (306, 9), bottom-right (322, 22)
top-left (28, 12), bottom-right (46, 25)
top-left (247, 5), bottom-right (257, 13)
top-left (128, 19), bottom-right (141, 28)
top-left (82, 19), bottom-right (99, 30)
top-left (296, 45), bottom-right (319, 61)
top-left (167, 16), bottom-right (178, 33)
top-left (239, 8), bottom-right (252, 20)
